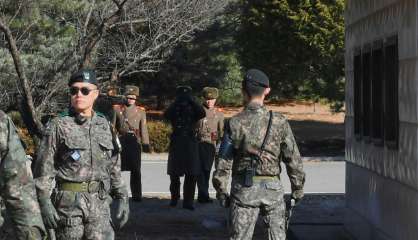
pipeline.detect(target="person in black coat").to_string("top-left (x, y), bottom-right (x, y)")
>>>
top-left (164, 86), bottom-right (206, 210)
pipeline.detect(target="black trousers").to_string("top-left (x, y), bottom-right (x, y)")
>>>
top-left (197, 142), bottom-right (216, 200)
top-left (169, 175), bottom-right (197, 206)
top-left (197, 170), bottom-right (211, 200)
top-left (121, 134), bottom-right (142, 199)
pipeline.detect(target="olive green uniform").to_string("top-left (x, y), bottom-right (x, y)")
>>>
top-left (114, 104), bottom-right (150, 200)
top-left (196, 105), bottom-right (224, 201)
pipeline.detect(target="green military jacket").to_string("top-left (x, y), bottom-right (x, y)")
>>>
top-left (196, 105), bottom-right (224, 145)
top-left (212, 102), bottom-right (305, 199)
top-left (0, 110), bottom-right (46, 239)
top-left (114, 104), bottom-right (150, 145)
top-left (34, 111), bottom-right (127, 202)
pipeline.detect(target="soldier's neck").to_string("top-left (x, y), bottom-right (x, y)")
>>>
top-left (247, 98), bottom-right (264, 106)
top-left (78, 108), bottom-right (94, 118)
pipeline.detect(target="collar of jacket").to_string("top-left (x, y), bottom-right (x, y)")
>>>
top-left (245, 102), bottom-right (266, 111)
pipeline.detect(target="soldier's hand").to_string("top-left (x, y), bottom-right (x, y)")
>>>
top-left (0, 213), bottom-right (4, 227)
top-left (291, 189), bottom-right (304, 206)
top-left (218, 193), bottom-right (230, 208)
top-left (39, 199), bottom-right (60, 229)
top-left (114, 198), bottom-right (129, 230)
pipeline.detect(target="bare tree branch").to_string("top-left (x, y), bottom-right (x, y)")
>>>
top-left (0, 18), bottom-right (43, 137)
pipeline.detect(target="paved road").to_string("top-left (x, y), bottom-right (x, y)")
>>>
top-left (122, 155), bottom-right (345, 197)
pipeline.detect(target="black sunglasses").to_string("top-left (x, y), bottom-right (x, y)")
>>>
top-left (69, 86), bottom-right (97, 96)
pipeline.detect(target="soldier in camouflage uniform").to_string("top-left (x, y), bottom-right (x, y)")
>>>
top-left (114, 85), bottom-right (151, 202)
top-left (0, 110), bottom-right (46, 239)
top-left (196, 87), bottom-right (224, 203)
top-left (34, 69), bottom-right (129, 240)
top-left (212, 69), bottom-right (305, 240)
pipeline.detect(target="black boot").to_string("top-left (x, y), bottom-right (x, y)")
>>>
top-left (170, 198), bottom-right (178, 207)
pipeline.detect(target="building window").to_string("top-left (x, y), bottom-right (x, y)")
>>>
top-left (352, 35), bottom-right (398, 149)
top-left (384, 36), bottom-right (399, 148)
top-left (354, 49), bottom-right (362, 138)
top-left (362, 46), bottom-right (372, 139)
top-left (371, 41), bottom-right (384, 143)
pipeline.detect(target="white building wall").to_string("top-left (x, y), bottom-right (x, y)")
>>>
top-left (345, 0), bottom-right (418, 239)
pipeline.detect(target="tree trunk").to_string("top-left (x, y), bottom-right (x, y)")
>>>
top-left (0, 19), bottom-right (44, 139)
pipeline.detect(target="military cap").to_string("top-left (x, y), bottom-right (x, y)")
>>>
top-left (244, 69), bottom-right (269, 88)
top-left (124, 85), bottom-right (139, 96)
top-left (202, 87), bottom-right (219, 99)
top-left (68, 69), bottom-right (97, 86)
top-left (106, 85), bottom-right (118, 96)
top-left (176, 85), bottom-right (192, 96)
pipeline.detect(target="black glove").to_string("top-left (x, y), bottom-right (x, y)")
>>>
top-left (39, 198), bottom-right (60, 229)
top-left (114, 198), bottom-right (129, 230)
top-left (142, 144), bottom-right (151, 153)
top-left (218, 193), bottom-right (230, 208)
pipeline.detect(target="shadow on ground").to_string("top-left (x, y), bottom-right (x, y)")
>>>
top-left (289, 120), bottom-right (345, 157)
top-left (116, 194), bottom-right (348, 240)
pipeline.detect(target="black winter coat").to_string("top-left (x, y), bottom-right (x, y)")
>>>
top-left (164, 96), bottom-right (205, 176)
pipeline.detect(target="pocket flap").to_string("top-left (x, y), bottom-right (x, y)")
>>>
top-left (98, 138), bottom-right (114, 150)
top-left (64, 136), bottom-right (88, 150)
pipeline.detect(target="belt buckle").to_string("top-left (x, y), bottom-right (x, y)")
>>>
top-left (88, 181), bottom-right (99, 193)
top-left (80, 182), bottom-right (88, 192)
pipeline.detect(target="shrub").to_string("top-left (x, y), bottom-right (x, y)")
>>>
top-left (7, 111), bottom-right (35, 155)
top-left (147, 120), bottom-right (172, 153)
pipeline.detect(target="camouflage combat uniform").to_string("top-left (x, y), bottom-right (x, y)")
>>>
top-left (196, 104), bottom-right (224, 202)
top-left (212, 102), bottom-right (305, 240)
top-left (34, 111), bottom-right (128, 240)
top-left (0, 110), bottom-right (46, 239)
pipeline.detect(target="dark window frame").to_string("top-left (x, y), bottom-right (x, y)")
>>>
top-left (353, 48), bottom-right (362, 140)
top-left (362, 44), bottom-right (372, 142)
top-left (371, 40), bottom-right (384, 145)
top-left (383, 35), bottom-right (399, 149)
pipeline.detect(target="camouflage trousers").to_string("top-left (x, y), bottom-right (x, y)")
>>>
top-left (52, 191), bottom-right (114, 240)
top-left (229, 177), bottom-right (286, 240)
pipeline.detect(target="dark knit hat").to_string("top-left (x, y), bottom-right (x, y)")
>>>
top-left (244, 69), bottom-right (269, 88)
top-left (176, 85), bottom-right (192, 96)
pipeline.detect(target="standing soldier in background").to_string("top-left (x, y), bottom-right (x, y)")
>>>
top-left (34, 69), bottom-right (129, 239)
top-left (196, 87), bottom-right (224, 203)
top-left (212, 69), bottom-right (305, 240)
top-left (0, 110), bottom-right (46, 239)
top-left (164, 86), bottom-right (205, 210)
top-left (94, 85), bottom-right (119, 123)
top-left (114, 85), bottom-right (151, 202)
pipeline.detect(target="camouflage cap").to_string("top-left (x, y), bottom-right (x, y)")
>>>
top-left (124, 85), bottom-right (139, 96)
top-left (69, 69), bottom-right (98, 86)
top-left (176, 85), bottom-right (192, 96)
top-left (244, 69), bottom-right (269, 88)
top-left (202, 87), bottom-right (219, 100)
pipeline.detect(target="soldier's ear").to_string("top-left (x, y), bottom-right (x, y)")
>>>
top-left (92, 89), bottom-right (99, 101)
top-left (264, 88), bottom-right (271, 96)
